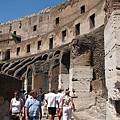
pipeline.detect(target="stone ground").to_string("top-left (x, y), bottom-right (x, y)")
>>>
top-left (42, 114), bottom-right (77, 120)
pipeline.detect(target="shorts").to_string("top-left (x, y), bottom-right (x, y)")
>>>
top-left (48, 107), bottom-right (56, 115)
top-left (11, 113), bottom-right (22, 120)
top-left (29, 116), bottom-right (39, 120)
top-left (57, 108), bottom-right (63, 117)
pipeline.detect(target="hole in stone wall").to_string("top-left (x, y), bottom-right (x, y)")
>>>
top-left (115, 100), bottom-right (120, 114)
top-left (81, 5), bottom-right (85, 13)
top-left (75, 23), bottom-right (80, 35)
top-left (93, 70), bottom-right (96, 80)
top-left (34, 56), bottom-right (42, 61)
top-left (33, 25), bottom-right (37, 31)
top-left (61, 51), bottom-right (70, 73)
top-left (56, 17), bottom-right (59, 24)
top-left (27, 69), bottom-right (32, 92)
top-left (54, 50), bottom-right (61, 57)
top-left (49, 37), bottom-right (53, 49)
top-left (62, 30), bottom-right (66, 41)
top-left (90, 50), bottom-right (93, 66)
top-left (13, 31), bottom-right (16, 35)
top-left (42, 54), bottom-right (48, 61)
top-left (72, 78), bottom-right (78, 81)
top-left (5, 49), bottom-right (10, 60)
top-left (90, 81), bottom-right (93, 92)
top-left (27, 44), bottom-right (30, 53)
top-left (16, 47), bottom-right (20, 55)
top-left (37, 41), bottom-right (41, 50)
top-left (90, 14), bottom-right (95, 29)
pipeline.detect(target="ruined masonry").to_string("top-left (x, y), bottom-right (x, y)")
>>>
top-left (0, 0), bottom-right (120, 120)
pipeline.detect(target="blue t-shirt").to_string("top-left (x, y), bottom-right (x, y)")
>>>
top-left (24, 97), bottom-right (41, 118)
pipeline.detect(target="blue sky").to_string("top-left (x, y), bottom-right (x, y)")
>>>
top-left (0, 0), bottom-right (67, 23)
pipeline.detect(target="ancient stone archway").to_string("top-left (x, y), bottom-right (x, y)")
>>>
top-left (26, 69), bottom-right (32, 92)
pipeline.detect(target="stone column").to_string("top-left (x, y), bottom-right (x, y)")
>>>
top-left (104, 1), bottom-right (120, 119)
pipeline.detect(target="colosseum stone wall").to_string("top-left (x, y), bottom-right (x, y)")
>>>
top-left (1, 0), bottom-right (120, 119)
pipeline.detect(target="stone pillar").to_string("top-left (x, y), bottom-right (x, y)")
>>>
top-left (104, 1), bottom-right (120, 119)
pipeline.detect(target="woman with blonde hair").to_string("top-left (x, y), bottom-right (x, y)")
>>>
top-left (62, 90), bottom-right (75, 120)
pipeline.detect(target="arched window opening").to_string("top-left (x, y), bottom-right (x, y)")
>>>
top-left (27, 69), bottom-right (32, 92)
top-left (49, 37), bottom-right (53, 49)
top-left (5, 49), bottom-right (10, 60)
top-left (34, 55), bottom-right (42, 61)
top-left (54, 50), bottom-right (61, 57)
top-left (16, 67), bottom-right (27, 78)
top-left (42, 54), bottom-right (48, 61)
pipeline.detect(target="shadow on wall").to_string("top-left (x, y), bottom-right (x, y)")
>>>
top-left (0, 73), bottom-right (22, 120)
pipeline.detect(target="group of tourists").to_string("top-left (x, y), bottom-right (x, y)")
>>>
top-left (9, 87), bottom-right (75, 120)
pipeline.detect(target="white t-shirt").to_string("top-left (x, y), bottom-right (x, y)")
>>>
top-left (45, 92), bottom-right (57, 107)
top-left (11, 98), bottom-right (21, 113)
top-left (56, 92), bottom-right (65, 108)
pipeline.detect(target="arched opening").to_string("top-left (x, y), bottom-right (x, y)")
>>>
top-left (42, 54), bottom-right (48, 61)
top-left (27, 69), bottom-right (32, 92)
top-left (54, 50), bottom-right (61, 57)
top-left (43, 74), bottom-right (49, 93)
top-left (34, 55), bottom-right (42, 61)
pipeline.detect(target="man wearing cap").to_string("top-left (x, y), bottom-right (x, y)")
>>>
top-left (24, 90), bottom-right (42, 120)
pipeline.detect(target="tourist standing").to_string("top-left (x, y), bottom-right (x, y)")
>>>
top-left (19, 89), bottom-right (25, 103)
top-left (62, 90), bottom-right (75, 120)
top-left (24, 90), bottom-right (42, 120)
top-left (56, 89), bottom-right (65, 120)
top-left (38, 88), bottom-right (44, 103)
top-left (42, 90), bottom-right (49, 119)
top-left (45, 89), bottom-right (57, 120)
top-left (9, 90), bottom-right (24, 120)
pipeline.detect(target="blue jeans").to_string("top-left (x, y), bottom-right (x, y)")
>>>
top-left (29, 116), bottom-right (39, 120)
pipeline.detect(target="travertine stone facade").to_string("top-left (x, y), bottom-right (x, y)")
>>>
top-left (0, 0), bottom-right (107, 119)
top-left (0, 0), bottom-right (105, 60)
top-left (105, 0), bottom-right (120, 119)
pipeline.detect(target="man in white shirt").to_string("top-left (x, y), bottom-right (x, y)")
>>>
top-left (45, 89), bottom-right (57, 120)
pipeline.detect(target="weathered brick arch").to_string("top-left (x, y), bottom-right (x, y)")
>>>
top-left (49, 52), bottom-right (53, 59)
top-left (13, 57), bottom-right (33, 79)
top-left (34, 55), bottom-right (42, 60)
top-left (24, 65), bottom-right (35, 92)
top-left (48, 32), bottom-right (55, 37)
top-left (42, 54), bottom-right (48, 61)
top-left (1, 62), bottom-right (9, 71)
top-left (54, 50), bottom-right (61, 57)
